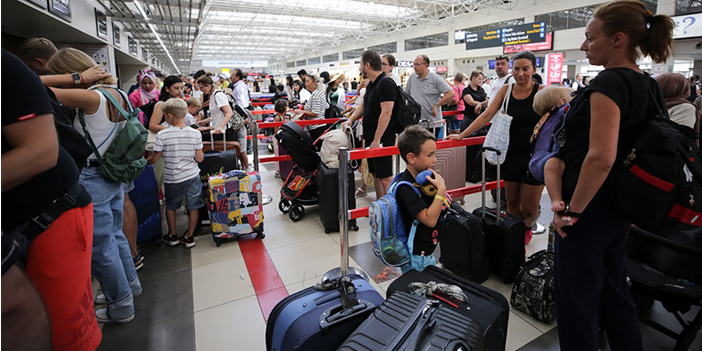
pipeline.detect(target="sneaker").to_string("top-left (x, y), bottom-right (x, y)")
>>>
top-left (532, 222), bottom-right (547, 234)
top-left (162, 234), bottom-right (179, 246)
top-left (95, 308), bottom-right (134, 324)
top-left (525, 228), bottom-right (533, 245)
top-left (179, 234), bottom-right (196, 248)
top-left (133, 253), bottom-right (144, 271)
top-left (94, 294), bottom-right (107, 305)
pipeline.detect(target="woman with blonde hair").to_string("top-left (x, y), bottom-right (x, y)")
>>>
top-left (549, 1), bottom-right (674, 349)
top-left (47, 47), bottom-right (142, 324)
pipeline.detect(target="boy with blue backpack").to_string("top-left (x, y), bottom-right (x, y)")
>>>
top-left (393, 125), bottom-right (449, 273)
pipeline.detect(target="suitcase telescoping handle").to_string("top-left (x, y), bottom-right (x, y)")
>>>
top-left (481, 146), bottom-right (501, 224)
top-left (209, 119), bottom-right (227, 151)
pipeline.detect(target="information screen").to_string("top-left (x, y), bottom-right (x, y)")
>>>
top-left (465, 22), bottom-right (547, 50)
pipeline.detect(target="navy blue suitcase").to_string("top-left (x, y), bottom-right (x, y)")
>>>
top-left (265, 275), bottom-right (384, 351)
top-left (129, 165), bottom-right (162, 244)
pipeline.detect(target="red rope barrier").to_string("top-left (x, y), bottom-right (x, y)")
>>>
top-left (257, 118), bottom-right (343, 128)
top-left (348, 180), bottom-right (503, 220)
top-left (346, 136), bottom-right (485, 161)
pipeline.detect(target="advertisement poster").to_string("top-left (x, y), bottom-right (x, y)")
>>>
top-left (545, 53), bottom-right (564, 86)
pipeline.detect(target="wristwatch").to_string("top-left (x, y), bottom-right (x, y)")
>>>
top-left (564, 203), bottom-right (582, 218)
top-left (72, 73), bottom-right (82, 85)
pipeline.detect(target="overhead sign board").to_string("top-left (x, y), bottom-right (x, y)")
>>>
top-left (672, 13), bottom-right (702, 39)
top-left (202, 60), bottom-right (268, 68)
top-left (465, 22), bottom-right (547, 50)
top-left (504, 32), bottom-right (553, 54)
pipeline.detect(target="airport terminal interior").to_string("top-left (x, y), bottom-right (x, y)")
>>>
top-left (2, 0), bottom-right (702, 349)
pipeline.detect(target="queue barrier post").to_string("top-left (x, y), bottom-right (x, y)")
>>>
top-left (251, 121), bottom-right (273, 205)
top-left (322, 146), bottom-right (369, 282)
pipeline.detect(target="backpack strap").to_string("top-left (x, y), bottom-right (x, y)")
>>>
top-left (388, 179), bottom-right (422, 264)
top-left (78, 88), bottom-right (131, 163)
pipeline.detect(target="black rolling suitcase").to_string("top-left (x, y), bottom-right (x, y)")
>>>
top-left (472, 147), bottom-right (527, 284)
top-left (338, 291), bottom-right (484, 351)
top-left (317, 162), bottom-right (358, 233)
top-left (387, 266), bottom-right (508, 351)
top-left (265, 275), bottom-right (384, 351)
top-left (439, 203), bottom-right (490, 284)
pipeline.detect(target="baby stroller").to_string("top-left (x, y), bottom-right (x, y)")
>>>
top-left (625, 226), bottom-right (702, 350)
top-left (275, 120), bottom-right (342, 222)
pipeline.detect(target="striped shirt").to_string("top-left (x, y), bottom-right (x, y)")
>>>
top-left (153, 127), bottom-right (203, 184)
top-left (304, 89), bottom-right (329, 130)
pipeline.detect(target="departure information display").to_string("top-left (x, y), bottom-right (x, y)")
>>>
top-left (465, 22), bottom-right (547, 50)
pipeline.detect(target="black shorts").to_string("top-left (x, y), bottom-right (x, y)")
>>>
top-left (367, 138), bottom-right (395, 179)
top-left (502, 150), bottom-right (543, 186)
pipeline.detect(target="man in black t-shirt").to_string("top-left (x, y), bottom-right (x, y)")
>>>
top-left (344, 50), bottom-right (396, 198)
top-left (1, 49), bottom-right (101, 349)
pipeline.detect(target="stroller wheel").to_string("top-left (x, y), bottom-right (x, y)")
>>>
top-left (289, 205), bottom-right (305, 222)
top-left (279, 199), bottom-right (291, 213)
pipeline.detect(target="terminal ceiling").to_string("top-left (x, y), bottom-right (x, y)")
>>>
top-left (104, 0), bottom-right (526, 73)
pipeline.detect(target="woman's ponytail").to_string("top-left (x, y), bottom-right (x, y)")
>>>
top-left (641, 14), bottom-right (675, 63)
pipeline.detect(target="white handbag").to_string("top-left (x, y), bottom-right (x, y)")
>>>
top-left (146, 130), bottom-right (157, 151)
top-left (483, 83), bottom-right (514, 165)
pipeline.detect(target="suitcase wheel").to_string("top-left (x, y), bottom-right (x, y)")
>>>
top-left (289, 204), bottom-right (305, 222)
top-left (213, 238), bottom-right (221, 247)
top-left (325, 228), bottom-right (331, 234)
top-left (278, 199), bottom-right (291, 213)
top-left (351, 224), bottom-right (359, 231)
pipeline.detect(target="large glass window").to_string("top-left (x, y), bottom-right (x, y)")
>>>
top-left (455, 19), bottom-right (524, 44)
top-left (296, 59), bottom-right (307, 66)
top-left (535, 6), bottom-right (596, 31)
top-left (323, 53), bottom-right (339, 63)
top-left (367, 42), bottom-right (397, 54)
top-left (308, 57), bottom-right (321, 65)
top-left (343, 48), bottom-right (364, 60)
top-left (676, 0), bottom-right (700, 14)
top-left (287, 62), bottom-right (295, 68)
top-left (405, 33), bottom-right (448, 51)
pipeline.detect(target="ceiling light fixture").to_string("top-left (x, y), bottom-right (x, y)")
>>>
top-left (135, 0), bottom-right (180, 74)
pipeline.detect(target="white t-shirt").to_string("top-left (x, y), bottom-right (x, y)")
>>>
top-left (192, 90), bottom-right (203, 100)
top-left (161, 113), bottom-right (197, 128)
top-left (153, 127), bottom-right (203, 184)
top-left (486, 75), bottom-right (514, 109)
top-left (74, 88), bottom-right (126, 160)
top-left (668, 103), bottom-right (697, 129)
top-left (209, 90), bottom-right (231, 129)
top-left (299, 88), bottom-right (312, 103)
top-left (389, 72), bottom-right (402, 86)
top-left (354, 88), bottom-right (366, 109)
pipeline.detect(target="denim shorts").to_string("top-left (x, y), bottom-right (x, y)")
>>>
top-left (164, 176), bottom-right (204, 210)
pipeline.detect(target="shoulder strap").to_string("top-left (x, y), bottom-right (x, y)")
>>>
top-left (77, 110), bottom-right (103, 163)
top-left (501, 84), bottom-right (514, 113)
top-left (389, 179), bottom-right (421, 198)
top-left (96, 88), bottom-right (133, 120)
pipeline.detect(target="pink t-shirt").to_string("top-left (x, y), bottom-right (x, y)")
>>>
top-left (452, 84), bottom-right (465, 111)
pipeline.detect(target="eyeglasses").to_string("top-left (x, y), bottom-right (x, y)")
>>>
top-left (414, 62), bottom-right (427, 66)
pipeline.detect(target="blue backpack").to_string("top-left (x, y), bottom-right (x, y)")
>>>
top-left (368, 174), bottom-right (421, 267)
top-left (528, 103), bottom-right (569, 184)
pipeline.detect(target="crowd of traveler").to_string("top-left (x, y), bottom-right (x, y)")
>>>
top-left (2, 1), bottom-right (699, 350)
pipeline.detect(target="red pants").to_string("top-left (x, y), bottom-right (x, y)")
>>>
top-left (25, 204), bottom-right (102, 351)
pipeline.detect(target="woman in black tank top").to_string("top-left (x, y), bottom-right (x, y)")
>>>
top-left (448, 50), bottom-right (545, 239)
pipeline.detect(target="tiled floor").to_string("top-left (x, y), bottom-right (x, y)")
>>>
top-left (94, 145), bottom-right (702, 351)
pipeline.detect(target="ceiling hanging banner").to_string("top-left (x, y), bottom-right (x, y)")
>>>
top-left (202, 60), bottom-right (268, 68)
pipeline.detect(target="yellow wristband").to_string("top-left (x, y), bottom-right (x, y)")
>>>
top-left (435, 195), bottom-right (449, 207)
